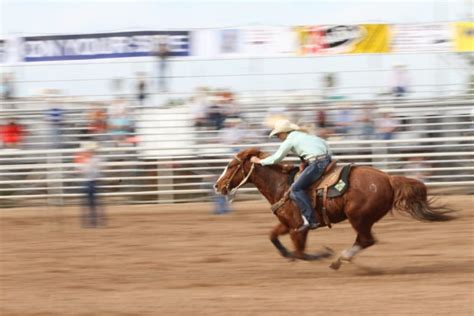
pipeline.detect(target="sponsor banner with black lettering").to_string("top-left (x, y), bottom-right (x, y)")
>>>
top-left (21, 31), bottom-right (191, 62)
top-left (392, 23), bottom-right (452, 52)
top-left (243, 27), bottom-right (293, 55)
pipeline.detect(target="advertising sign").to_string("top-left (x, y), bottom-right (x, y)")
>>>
top-left (21, 31), bottom-right (191, 62)
top-left (295, 25), bottom-right (375, 55)
top-left (453, 22), bottom-right (474, 52)
top-left (219, 29), bottom-right (241, 54)
top-left (348, 24), bottom-right (390, 54)
top-left (392, 23), bottom-right (452, 52)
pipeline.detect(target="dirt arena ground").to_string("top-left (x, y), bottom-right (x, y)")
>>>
top-left (0, 195), bottom-right (473, 316)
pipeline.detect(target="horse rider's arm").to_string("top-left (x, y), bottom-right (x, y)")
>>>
top-left (259, 137), bottom-right (293, 166)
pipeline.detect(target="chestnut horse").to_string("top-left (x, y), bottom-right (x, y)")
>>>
top-left (214, 148), bottom-right (453, 269)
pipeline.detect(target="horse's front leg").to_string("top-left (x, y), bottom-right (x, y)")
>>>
top-left (289, 230), bottom-right (334, 261)
top-left (269, 223), bottom-right (291, 258)
top-left (289, 229), bottom-right (309, 260)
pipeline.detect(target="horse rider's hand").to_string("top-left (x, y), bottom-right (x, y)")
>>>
top-left (250, 156), bottom-right (261, 164)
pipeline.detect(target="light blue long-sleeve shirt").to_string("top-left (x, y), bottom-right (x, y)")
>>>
top-left (260, 131), bottom-right (330, 166)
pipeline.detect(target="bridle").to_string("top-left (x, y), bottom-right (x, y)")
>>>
top-left (223, 155), bottom-right (255, 198)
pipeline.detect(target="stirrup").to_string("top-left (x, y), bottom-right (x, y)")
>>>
top-left (309, 222), bottom-right (320, 230)
top-left (295, 223), bottom-right (310, 232)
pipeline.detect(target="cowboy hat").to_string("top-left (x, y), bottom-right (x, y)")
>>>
top-left (269, 119), bottom-right (300, 137)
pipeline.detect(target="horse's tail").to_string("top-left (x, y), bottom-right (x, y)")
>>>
top-left (389, 175), bottom-right (454, 221)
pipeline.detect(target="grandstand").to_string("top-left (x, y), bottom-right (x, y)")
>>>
top-left (1, 90), bottom-right (473, 207)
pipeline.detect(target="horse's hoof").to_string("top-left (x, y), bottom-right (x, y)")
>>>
top-left (330, 259), bottom-right (342, 270)
top-left (284, 251), bottom-right (296, 261)
top-left (322, 246), bottom-right (335, 257)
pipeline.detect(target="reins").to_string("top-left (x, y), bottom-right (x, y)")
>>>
top-left (224, 156), bottom-right (255, 201)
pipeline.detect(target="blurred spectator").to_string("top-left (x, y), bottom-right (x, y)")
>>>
top-left (108, 107), bottom-right (132, 146)
top-left (47, 103), bottom-right (64, 148)
top-left (1, 118), bottom-right (24, 149)
top-left (322, 73), bottom-right (337, 100)
top-left (189, 87), bottom-right (210, 129)
top-left (207, 94), bottom-right (226, 130)
top-left (74, 142), bottom-right (105, 228)
top-left (88, 106), bottom-right (108, 141)
top-left (390, 65), bottom-right (410, 97)
top-left (218, 118), bottom-right (244, 153)
top-left (1, 73), bottom-right (15, 109)
top-left (213, 191), bottom-right (231, 215)
top-left (220, 91), bottom-right (240, 119)
top-left (358, 103), bottom-right (376, 139)
top-left (405, 156), bottom-right (431, 183)
top-left (111, 78), bottom-right (124, 98)
top-left (376, 109), bottom-right (397, 140)
top-left (155, 37), bottom-right (170, 92)
top-left (136, 72), bottom-right (148, 106)
top-left (315, 108), bottom-right (331, 138)
top-left (210, 172), bottom-right (231, 215)
top-left (333, 102), bottom-right (354, 136)
top-left (107, 98), bottom-right (128, 117)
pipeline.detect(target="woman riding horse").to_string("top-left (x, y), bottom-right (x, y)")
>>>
top-left (214, 137), bottom-right (453, 269)
top-left (250, 120), bottom-right (331, 232)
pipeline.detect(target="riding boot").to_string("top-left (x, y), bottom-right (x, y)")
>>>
top-left (296, 214), bottom-right (320, 232)
top-left (295, 215), bottom-right (309, 232)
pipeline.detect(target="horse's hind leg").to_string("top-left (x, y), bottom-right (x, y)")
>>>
top-left (270, 223), bottom-right (291, 258)
top-left (330, 222), bottom-right (376, 270)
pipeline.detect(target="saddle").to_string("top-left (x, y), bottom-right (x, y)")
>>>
top-left (309, 161), bottom-right (352, 228)
top-left (273, 160), bottom-right (352, 228)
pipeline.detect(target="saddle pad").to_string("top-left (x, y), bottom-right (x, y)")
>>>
top-left (317, 164), bottom-right (352, 198)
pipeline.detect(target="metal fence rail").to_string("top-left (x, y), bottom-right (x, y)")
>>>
top-left (1, 92), bottom-right (473, 206)
top-left (1, 135), bottom-right (472, 205)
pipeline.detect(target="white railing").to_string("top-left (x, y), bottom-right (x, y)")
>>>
top-left (0, 136), bottom-right (472, 205)
top-left (1, 93), bottom-right (473, 204)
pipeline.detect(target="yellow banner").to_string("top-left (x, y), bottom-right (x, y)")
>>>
top-left (454, 22), bottom-right (474, 52)
top-left (348, 24), bottom-right (390, 54)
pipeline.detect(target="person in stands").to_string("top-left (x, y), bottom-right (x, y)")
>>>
top-left (1, 118), bottom-right (24, 149)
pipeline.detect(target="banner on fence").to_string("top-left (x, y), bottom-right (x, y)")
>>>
top-left (391, 23), bottom-right (452, 52)
top-left (294, 24), bottom-right (389, 55)
top-left (21, 31), bottom-right (191, 62)
top-left (217, 27), bottom-right (293, 56)
top-left (295, 25), bottom-right (360, 55)
top-left (219, 29), bottom-right (241, 54)
top-left (453, 22), bottom-right (474, 52)
top-left (243, 27), bottom-right (293, 55)
top-left (347, 24), bottom-right (390, 54)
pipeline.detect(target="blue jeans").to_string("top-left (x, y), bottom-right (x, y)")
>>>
top-left (214, 194), bottom-right (230, 214)
top-left (83, 180), bottom-right (105, 227)
top-left (290, 157), bottom-right (331, 224)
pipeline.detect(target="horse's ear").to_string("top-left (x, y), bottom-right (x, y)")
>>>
top-left (237, 147), bottom-right (262, 161)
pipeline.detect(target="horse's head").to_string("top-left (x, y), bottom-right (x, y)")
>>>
top-left (214, 148), bottom-right (263, 195)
